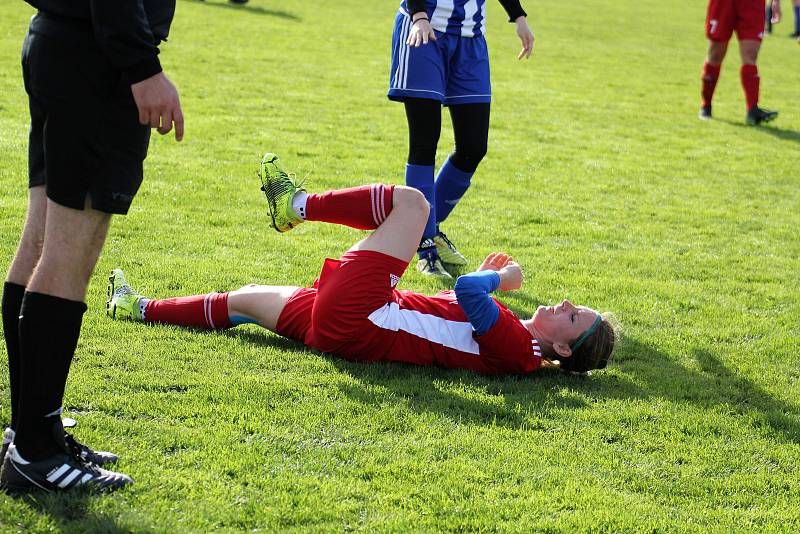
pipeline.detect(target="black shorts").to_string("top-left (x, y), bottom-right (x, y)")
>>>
top-left (22, 13), bottom-right (151, 215)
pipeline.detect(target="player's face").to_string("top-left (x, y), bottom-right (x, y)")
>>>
top-left (532, 300), bottom-right (599, 346)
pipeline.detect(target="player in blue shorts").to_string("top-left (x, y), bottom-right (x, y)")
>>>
top-left (388, 0), bottom-right (535, 278)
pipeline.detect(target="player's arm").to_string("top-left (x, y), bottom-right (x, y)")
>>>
top-left (498, 0), bottom-right (534, 59)
top-left (406, 0), bottom-right (437, 46)
top-left (771, 0), bottom-right (782, 24)
top-left (454, 271), bottom-right (502, 335)
top-left (90, 0), bottom-right (183, 140)
top-left (455, 253), bottom-right (523, 335)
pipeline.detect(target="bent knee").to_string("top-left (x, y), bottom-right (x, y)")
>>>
top-left (393, 186), bottom-right (430, 219)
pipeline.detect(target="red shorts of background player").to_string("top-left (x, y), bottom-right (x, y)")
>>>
top-left (706, 0), bottom-right (766, 42)
top-left (276, 250), bottom-right (409, 361)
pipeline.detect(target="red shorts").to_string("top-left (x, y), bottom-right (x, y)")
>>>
top-left (275, 250), bottom-right (409, 360)
top-left (706, 0), bottom-right (765, 42)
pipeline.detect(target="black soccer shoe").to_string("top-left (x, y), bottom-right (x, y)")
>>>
top-left (0, 446), bottom-right (132, 494)
top-left (746, 106), bottom-right (778, 126)
top-left (61, 417), bottom-right (118, 465)
top-left (698, 105), bottom-right (712, 120)
top-left (1, 428), bottom-right (12, 467)
top-left (1, 420), bottom-right (117, 468)
top-left (0, 421), bottom-right (131, 494)
top-left (64, 433), bottom-right (118, 466)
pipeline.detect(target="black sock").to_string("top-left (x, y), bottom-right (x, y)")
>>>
top-left (2, 281), bottom-right (26, 431)
top-left (14, 292), bottom-right (86, 460)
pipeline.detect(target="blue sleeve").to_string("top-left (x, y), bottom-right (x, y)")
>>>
top-left (454, 271), bottom-right (502, 336)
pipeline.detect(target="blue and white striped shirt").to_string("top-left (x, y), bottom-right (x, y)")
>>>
top-left (400, 0), bottom-right (489, 37)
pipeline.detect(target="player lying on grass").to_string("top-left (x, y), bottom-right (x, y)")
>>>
top-left (106, 154), bottom-right (616, 375)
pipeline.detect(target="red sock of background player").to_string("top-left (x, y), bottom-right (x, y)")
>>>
top-left (701, 61), bottom-right (721, 108)
top-left (740, 64), bottom-right (759, 111)
top-left (293, 184), bottom-right (394, 230)
top-left (143, 292), bottom-right (232, 329)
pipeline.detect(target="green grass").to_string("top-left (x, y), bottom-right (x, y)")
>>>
top-left (1, 0), bottom-right (799, 531)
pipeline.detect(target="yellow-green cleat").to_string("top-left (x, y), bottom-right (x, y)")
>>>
top-left (106, 269), bottom-right (144, 321)
top-left (416, 249), bottom-right (453, 279)
top-left (258, 152), bottom-right (305, 232)
top-left (433, 231), bottom-right (468, 267)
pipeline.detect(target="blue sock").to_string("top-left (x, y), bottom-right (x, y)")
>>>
top-left (795, 6), bottom-right (800, 33)
top-left (405, 164), bottom-right (437, 252)
top-left (434, 157), bottom-right (473, 226)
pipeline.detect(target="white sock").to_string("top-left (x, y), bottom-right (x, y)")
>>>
top-left (139, 298), bottom-right (149, 320)
top-left (291, 192), bottom-right (309, 220)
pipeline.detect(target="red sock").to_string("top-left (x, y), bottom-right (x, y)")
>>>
top-left (305, 184), bottom-right (394, 230)
top-left (740, 64), bottom-right (759, 110)
top-left (701, 61), bottom-right (721, 108)
top-left (144, 292), bottom-right (232, 330)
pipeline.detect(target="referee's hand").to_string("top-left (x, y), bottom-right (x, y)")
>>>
top-left (131, 72), bottom-right (184, 141)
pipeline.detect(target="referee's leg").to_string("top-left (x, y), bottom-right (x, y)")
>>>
top-left (13, 195), bottom-right (111, 460)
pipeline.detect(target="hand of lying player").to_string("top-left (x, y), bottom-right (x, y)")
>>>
top-left (478, 252), bottom-right (523, 291)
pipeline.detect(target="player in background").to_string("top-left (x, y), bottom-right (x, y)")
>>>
top-left (388, 1), bottom-right (535, 279)
top-left (770, 0), bottom-right (800, 37)
top-left (106, 154), bottom-right (616, 377)
top-left (700, 0), bottom-right (780, 125)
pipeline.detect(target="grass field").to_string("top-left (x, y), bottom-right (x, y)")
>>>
top-left (1, 0), bottom-right (799, 531)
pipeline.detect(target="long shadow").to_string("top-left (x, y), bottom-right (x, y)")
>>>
top-left (149, 322), bottom-right (800, 444)
top-left (716, 118), bottom-right (800, 143)
top-left (325, 337), bottom-right (800, 444)
top-left (182, 0), bottom-right (301, 20)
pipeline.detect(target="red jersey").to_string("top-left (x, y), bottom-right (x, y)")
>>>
top-left (275, 250), bottom-right (543, 375)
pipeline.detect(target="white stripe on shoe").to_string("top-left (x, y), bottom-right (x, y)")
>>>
top-left (46, 464), bottom-right (71, 483)
top-left (58, 468), bottom-right (83, 488)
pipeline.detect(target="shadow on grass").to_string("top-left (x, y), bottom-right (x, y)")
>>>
top-left (181, 0), bottom-right (301, 20)
top-left (716, 118), bottom-right (800, 143)
top-left (166, 324), bottom-right (800, 444)
top-left (327, 337), bottom-right (800, 444)
top-left (5, 490), bottom-right (154, 533)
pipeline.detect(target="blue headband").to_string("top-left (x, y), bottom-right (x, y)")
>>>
top-left (570, 315), bottom-right (602, 352)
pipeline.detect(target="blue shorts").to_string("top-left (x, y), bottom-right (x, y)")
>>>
top-left (388, 12), bottom-right (491, 106)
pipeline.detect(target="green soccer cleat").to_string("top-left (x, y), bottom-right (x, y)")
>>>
top-left (106, 269), bottom-right (144, 321)
top-left (416, 249), bottom-right (453, 279)
top-left (433, 231), bottom-right (468, 267)
top-left (258, 152), bottom-right (305, 232)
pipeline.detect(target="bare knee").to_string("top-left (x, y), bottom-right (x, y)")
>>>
top-left (393, 186), bottom-right (430, 220)
top-left (707, 41), bottom-right (727, 65)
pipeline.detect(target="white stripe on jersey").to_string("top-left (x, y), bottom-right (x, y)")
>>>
top-left (461, 0), bottom-right (479, 37)
top-left (367, 302), bottom-right (480, 355)
top-left (430, 1), bottom-right (456, 34)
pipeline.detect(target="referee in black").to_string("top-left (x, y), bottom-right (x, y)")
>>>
top-left (1, 0), bottom-right (183, 493)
